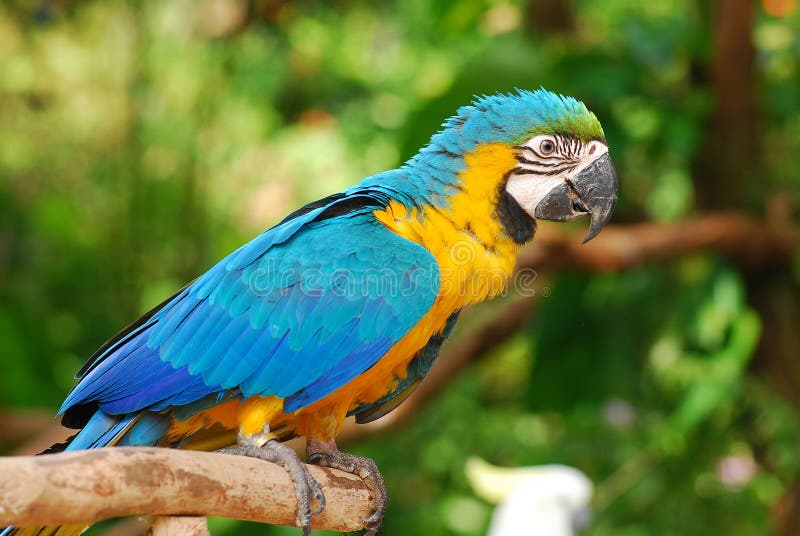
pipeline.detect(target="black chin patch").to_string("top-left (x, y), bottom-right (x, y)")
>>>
top-left (496, 175), bottom-right (537, 244)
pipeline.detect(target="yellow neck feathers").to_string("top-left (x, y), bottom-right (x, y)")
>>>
top-left (374, 143), bottom-right (522, 307)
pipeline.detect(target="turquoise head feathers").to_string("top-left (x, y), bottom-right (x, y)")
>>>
top-left (389, 88), bottom-right (605, 205)
top-left (414, 88), bottom-right (605, 160)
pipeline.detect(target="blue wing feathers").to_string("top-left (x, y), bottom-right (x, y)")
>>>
top-left (250, 294), bottom-right (279, 329)
top-left (202, 314), bottom-right (257, 386)
top-left (163, 306), bottom-right (227, 368)
top-left (238, 330), bottom-right (292, 395)
top-left (277, 319), bottom-right (360, 396)
top-left (149, 291), bottom-right (194, 345)
top-left (61, 183), bottom-right (440, 421)
top-left (285, 337), bottom-right (394, 411)
top-left (189, 313), bottom-right (243, 374)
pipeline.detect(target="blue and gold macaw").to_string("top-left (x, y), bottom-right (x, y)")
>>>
top-left (4, 89), bottom-right (617, 536)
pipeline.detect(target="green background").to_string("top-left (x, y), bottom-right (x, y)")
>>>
top-left (1, 1), bottom-right (800, 535)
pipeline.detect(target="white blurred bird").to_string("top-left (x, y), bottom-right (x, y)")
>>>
top-left (466, 457), bottom-right (593, 536)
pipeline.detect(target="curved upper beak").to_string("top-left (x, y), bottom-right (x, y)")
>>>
top-left (532, 153), bottom-right (618, 243)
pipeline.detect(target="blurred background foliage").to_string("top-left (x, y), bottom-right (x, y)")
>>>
top-left (1, 0), bottom-right (799, 535)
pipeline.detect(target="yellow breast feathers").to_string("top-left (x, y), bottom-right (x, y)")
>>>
top-left (374, 142), bottom-right (523, 309)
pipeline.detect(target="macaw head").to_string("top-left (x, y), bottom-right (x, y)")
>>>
top-left (418, 88), bottom-right (618, 243)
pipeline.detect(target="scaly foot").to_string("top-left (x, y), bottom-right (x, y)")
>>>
top-left (219, 434), bottom-right (325, 535)
top-left (307, 438), bottom-right (387, 535)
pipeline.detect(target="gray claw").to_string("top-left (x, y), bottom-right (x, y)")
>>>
top-left (309, 476), bottom-right (326, 515)
top-left (363, 507), bottom-right (385, 525)
top-left (307, 439), bottom-right (387, 535)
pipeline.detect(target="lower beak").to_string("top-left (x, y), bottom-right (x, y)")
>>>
top-left (532, 153), bottom-right (618, 243)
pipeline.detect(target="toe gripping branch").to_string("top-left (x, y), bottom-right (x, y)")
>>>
top-left (307, 439), bottom-right (388, 536)
top-left (219, 436), bottom-right (386, 535)
top-left (219, 437), bottom-right (324, 536)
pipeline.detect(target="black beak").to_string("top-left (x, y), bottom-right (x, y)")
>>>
top-left (532, 153), bottom-right (618, 243)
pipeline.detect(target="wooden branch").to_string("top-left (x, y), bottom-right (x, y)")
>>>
top-left (149, 516), bottom-right (209, 536)
top-left (0, 447), bottom-right (372, 532)
top-left (517, 212), bottom-right (796, 273)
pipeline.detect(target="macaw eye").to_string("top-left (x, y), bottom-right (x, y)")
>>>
top-left (539, 138), bottom-right (556, 155)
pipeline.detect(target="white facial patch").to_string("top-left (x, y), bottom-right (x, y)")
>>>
top-left (506, 136), bottom-right (609, 217)
top-left (506, 175), bottom-right (565, 218)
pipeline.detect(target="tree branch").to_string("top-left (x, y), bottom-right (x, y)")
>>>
top-left (517, 212), bottom-right (796, 273)
top-left (0, 447), bottom-right (372, 532)
top-left (149, 516), bottom-right (209, 536)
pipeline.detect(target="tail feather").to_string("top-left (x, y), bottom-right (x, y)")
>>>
top-left (66, 411), bottom-right (136, 451)
top-left (117, 413), bottom-right (170, 447)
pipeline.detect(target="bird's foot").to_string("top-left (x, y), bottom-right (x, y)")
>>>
top-left (219, 435), bottom-right (325, 535)
top-left (307, 438), bottom-right (387, 536)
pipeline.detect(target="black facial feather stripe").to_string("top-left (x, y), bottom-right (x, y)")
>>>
top-left (512, 164), bottom-right (575, 177)
top-left (527, 147), bottom-right (561, 160)
top-left (570, 137), bottom-right (581, 157)
top-left (515, 145), bottom-right (558, 160)
top-left (515, 155), bottom-right (569, 167)
top-left (538, 166), bottom-right (576, 176)
top-left (497, 170), bottom-right (537, 244)
top-left (554, 134), bottom-right (580, 157)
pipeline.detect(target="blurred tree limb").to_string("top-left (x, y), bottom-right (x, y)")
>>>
top-left (0, 447), bottom-right (372, 533)
top-left (519, 211), bottom-right (795, 272)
